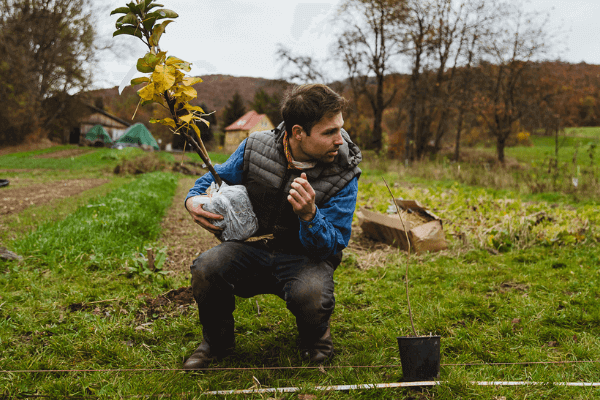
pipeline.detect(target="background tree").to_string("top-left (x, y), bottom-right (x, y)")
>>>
top-left (335, 0), bottom-right (407, 152)
top-left (250, 88), bottom-right (281, 126)
top-left (221, 91), bottom-right (246, 129)
top-left (276, 44), bottom-right (327, 84)
top-left (0, 0), bottom-right (100, 144)
top-left (475, 1), bottom-right (551, 163)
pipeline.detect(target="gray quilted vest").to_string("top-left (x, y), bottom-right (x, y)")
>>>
top-left (242, 122), bottom-right (361, 250)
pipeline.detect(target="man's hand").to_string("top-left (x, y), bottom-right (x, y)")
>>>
top-left (186, 196), bottom-right (224, 235)
top-left (288, 172), bottom-right (316, 221)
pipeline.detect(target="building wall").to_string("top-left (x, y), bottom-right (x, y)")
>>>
top-left (224, 130), bottom-right (248, 153)
top-left (80, 112), bottom-right (129, 141)
top-left (249, 116), bottom-right (275, 134)
top-left (224, 116), bottom-right (275, 153)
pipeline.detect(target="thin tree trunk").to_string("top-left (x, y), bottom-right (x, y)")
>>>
top-left (454, 108), bottom-right (464, 161)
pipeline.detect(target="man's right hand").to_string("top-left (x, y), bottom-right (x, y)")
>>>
top-left (186, 196), bottom-right (224, 235)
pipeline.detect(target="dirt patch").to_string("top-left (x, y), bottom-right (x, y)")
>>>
top-left (0, 179), bottom-right (109, 216)
top-left (346, 226), bottom-right (396, 269)
top-left (67, 287), bottom-right (196, 323)
top-left (34, 149), bottom-right (93, 159)
top-left (158, 177), bottom-right (219, 275)
top-left (498, 281), bottom-right (529, 293)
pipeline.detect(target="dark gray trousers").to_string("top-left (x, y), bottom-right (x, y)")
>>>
top-left (190, 241), bottom-right (340, 353)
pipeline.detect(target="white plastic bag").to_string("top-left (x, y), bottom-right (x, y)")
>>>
top-left (192, 182), bottom-right (258, 241)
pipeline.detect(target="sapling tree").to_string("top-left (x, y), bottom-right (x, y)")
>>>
top-left (111, 0), bottom-right (222, 185)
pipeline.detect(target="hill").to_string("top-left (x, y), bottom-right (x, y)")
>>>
top-left (88, 74), bottom-right (291, 127)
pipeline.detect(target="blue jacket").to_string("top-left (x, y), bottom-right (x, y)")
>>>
top-left (187, 139), bottom-right (359, 260)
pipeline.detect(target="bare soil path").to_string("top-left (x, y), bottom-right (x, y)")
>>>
top-left (159, 177), bottom-right (219, 276)
top-left (0, 178), bottom-right (110, 216)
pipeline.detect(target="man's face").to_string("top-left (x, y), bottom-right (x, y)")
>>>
top-left (293, 112), bottom-right (345, 163)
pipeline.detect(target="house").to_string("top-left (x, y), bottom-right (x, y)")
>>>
top-left (70, 104), bottom-right (131, 144)
top-left (224, 111), bottom-right (274, 153)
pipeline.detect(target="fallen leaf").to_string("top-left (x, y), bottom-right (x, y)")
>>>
top-left (511, 318), bottom-right (521, 324)
top-left (298, 395), bottom-right (317, 400)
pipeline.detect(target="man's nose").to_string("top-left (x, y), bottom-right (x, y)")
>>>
top-left (333, 131), bottom-right (343, 145)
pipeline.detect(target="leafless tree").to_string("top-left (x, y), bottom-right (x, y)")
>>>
top-left (276, 44), bottom-right (327, 85)
top-left (403, 0), bottom-right (488, 161)
top-left (475, 1), bottom-right (551, 163)
top-left (335, 0), bottom-right (407, 151)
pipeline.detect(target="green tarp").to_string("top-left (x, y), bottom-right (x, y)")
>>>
top-left (115, 123), bottom-right (159, 150)
top-left (85, 125), bottom-right (112, 143)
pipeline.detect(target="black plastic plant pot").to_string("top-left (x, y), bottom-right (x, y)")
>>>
top-left (0, 179), bottom-right (8, 188)
top-left (397, 335), bottom-right (441, 382)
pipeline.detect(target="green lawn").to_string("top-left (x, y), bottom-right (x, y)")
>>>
top-left (0, 146), bottom-right (599, 398)
top-left (565, 126), bottom-right (600, 138)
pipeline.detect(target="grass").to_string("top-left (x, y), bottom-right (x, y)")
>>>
top-left (1, 144), bottom-right (600, 398)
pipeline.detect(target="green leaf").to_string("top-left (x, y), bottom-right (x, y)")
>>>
top-left (113, 26), bottom-right (142, 39)
top-left (126, 2), bottom-right (138, 13)
top-left (130, 77), bottom-right (150, 86)
top-left (149, 20), bottom-right (173, 47)
top-left (146, 3), bottom-right (164, 11)
top-left (147, 9), bottom-right (178, 19)
top-left (136, 52), bottom-right (165, 73)
top-left (110, 6), bottom-right (131, 15)
top-left (121, 12), bottom-right (138, 26)
top-left (115, 15), bottom-right (125, 28)
top-left (142, 16), bottom-right (157, 31)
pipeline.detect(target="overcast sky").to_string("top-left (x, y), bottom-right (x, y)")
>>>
top-left (95, 0), bottom-right (600, 90)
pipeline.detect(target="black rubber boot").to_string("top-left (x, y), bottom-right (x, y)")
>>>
top-left (301, 326), bottom-right (334, 364)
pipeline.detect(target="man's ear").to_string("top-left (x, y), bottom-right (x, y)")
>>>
top-left (291, 124), bottom-right (303, 140)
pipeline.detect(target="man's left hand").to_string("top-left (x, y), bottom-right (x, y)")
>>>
top-left (288, 172), bottom-right (316, 221)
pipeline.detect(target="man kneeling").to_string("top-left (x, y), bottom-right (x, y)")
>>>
top-left (183, 84), bottom-right (362, 368)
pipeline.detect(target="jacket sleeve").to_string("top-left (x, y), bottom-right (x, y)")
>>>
top-left (297, 176), bottom-right (358, 260)
top-left (185, 139), bottom-right (246, 206)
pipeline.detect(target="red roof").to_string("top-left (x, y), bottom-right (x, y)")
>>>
top-left (224, 110), bottom-right (266, 131)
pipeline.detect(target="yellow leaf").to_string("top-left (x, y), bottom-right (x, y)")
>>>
top-left (199, 118), bottom-right (210, 128)
top-left (183, 85), bottom-right (197, 96)
top-left (138, 83), bottom-right (155, 101)
top-left (190, 122), bottom-right (201, 137)
top-left (150, 118), bottom-right (176, 129)
top-left (183, 77), bottom-right (202, 86)
top-left (166, 56), bottom-right (185, 65)
top-left (171, 85), bottom-right (196, 103)
top-left (179, 114), bottom-right (194, 124)
top-left (183, 104), bottom-right (205, 113)
top-left (149, 19), bottom-right (173, 47)
top-left (173, 69), bottom-right (185, 83)
top-left (152, 64), bottom-right (176, 93)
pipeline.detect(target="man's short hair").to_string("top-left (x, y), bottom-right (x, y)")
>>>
top-left (281, 84), bottom-right (348, 136)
